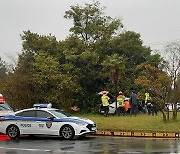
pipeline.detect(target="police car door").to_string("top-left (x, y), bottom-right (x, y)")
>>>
top-left (35, 110), bottom-right (56, 135)
top-left (16, 110), bottom-right (36, 134)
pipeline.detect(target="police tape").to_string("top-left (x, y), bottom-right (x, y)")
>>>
top-left (95, 130), bottom-right (180, 138)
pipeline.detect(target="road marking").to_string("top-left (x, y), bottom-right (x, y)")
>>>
top-left (118, 152), bottom-right (142, 154)
top-left (0, 146), bottom-right (75, 153)
top-left (0, 147), bottom-right (52, 152)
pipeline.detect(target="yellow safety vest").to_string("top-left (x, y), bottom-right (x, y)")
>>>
top-left (117, 96), bottom-right (125, 107)
top-left (145, 92), bottom-right (152, 105)
top-left (145, 92), bottom-right (149, 104)
top-left (101, 95), bottom-right (110, 106)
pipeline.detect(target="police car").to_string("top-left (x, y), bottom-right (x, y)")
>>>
top-left (0, 104), bottom-right (96, 139)
top-left (0, 94), bottom-right (14, 117)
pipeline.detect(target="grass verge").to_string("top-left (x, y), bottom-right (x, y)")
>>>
top-left (73, 112), bottom-right (180, 133)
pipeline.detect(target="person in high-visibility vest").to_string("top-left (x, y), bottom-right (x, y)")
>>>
top-left (145, 92), bottom-right (152, 115)
top-left (145, 92), bottom-right (149, 104)
top-left (124, 99), bottom-right (131, 114)
top-left (117, 91), bottom-right (125, 115)
top-left (101, 91), bottom-right (110, 117)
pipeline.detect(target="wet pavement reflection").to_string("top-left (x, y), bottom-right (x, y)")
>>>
top-left (0, 136), bottom-right (180, 153)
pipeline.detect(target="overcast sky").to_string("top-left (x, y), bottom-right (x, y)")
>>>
top-left (1, 0), bottom-right (180, 63)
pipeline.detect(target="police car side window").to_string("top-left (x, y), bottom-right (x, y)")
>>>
top-left (37, 110), bottom-right (52, 118)
top-left (21, 111), bottom-right (36, 117)
top-left (15, 112), bottom-right (23, 116)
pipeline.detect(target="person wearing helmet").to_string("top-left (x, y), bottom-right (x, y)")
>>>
top-left (101, 91), bottom-right (110, 117)
top-left (117, 91), bottom-right (125, 115)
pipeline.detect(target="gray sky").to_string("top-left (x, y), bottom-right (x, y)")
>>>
top-left (1, 0), bottom-right (180, 64)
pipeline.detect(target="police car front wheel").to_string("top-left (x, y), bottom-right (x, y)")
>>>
top-left (6, 125), bottom-right (20, 139)
top-left (60, 125), bottom-right (75, 139)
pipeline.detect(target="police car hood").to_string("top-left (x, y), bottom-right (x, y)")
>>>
top-left (60, 116), bottom-right (94, 125)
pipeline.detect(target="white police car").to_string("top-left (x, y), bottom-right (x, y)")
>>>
top-left (0, 94), bottom-right (14, 117)
top-left (0, 104), bottom-right (96, 139)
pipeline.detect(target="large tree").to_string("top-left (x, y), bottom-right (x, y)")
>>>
top-left (0, 1), bottom-right (161, 113)
top-left (164, 42), bottom-right (180, 119)
top-left (64, 1), bottom-right (123, 43)
top-left (32, 51), bottom-right (79, 110)
top-left (104, 31), bottom-right (152, 95)
top-left (135, 63), bottom-right (172, 121)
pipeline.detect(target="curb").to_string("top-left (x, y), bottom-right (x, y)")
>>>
top-left (1, 131), bottom-right (179, 139)
top-left (95, 130), bottom-right (180, 138)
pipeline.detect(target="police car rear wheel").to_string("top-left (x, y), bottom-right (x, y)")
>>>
top-left (60, 125), bottom-right (75, 139)
top-left (7, 125), bottom-right (20, 139)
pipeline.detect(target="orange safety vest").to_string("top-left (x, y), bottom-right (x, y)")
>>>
top-left (124, 101), bottom-right (131, 111)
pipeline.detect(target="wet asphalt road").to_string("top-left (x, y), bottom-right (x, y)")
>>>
top-left (1, 135), bottom-right (180, 154)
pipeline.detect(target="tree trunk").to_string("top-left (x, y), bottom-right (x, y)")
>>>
top-left (167, 110), bottom-right (169, 120)
top-left (172, 81), bottom-right (177, 120)
top-left (161, 110), bottom-right (167, 121)
top-left (172, 108), bottom-right (177, 120)
top-left (115, 82), bottom-right (118, 115)
top-left (172, 97), bottom-right (177, 119)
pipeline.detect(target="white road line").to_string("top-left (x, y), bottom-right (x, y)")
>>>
top-left (0, 147), bottom-right (51, 152)
top-left (0, 146), bottom-right (75, 153)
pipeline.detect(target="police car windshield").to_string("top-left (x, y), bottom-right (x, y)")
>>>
top-left (49, 109), bottom-right (70, 118)
top-left (0, 102), bottom-right (12, 111)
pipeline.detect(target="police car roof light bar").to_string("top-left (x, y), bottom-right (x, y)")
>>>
top-left (0, 94), bottom-right (5, 103)
top-left (33, 103), bottom-right (52, 108)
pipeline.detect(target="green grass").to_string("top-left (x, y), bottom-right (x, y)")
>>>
top-left (73, 113), bottom-right (180, 133)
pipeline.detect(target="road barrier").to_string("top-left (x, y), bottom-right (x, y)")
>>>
top-left (95, 130), bottom-right (180, 138)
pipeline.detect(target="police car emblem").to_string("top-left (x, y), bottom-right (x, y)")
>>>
top-left (46, 122), bottom-right (52, 128)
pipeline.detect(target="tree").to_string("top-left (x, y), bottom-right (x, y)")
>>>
top-left (32, 51), bottom-right (79, 111)
top-left (60, 36), bottom-right (101, 110)
top-left (32, 51), bottom-right (61, 102)
top-left (101, 54), bottom-right (125, 111)
top-left (164, 42), bottom-right (180, 119)
top-left (0, 57), bottom-right (7, 79)
top-left (177, 74), bottom-right (180, 104)
top-left (63, 2), bottom-right (155, 111)
top-left (0, 51), bottom-right (39, 109)
top-left (0, 72), bottom-right (36, 109)
top-left (1, 1), bottom-right (162, 113)
top-left (64, 1), bottom-right (123, 43)
top-left (21, 30), bottom-right (59, 56)
top-left (98, 31), bottom-right (152, 95)
top-left (135, 63), bottom-right (172, 121)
